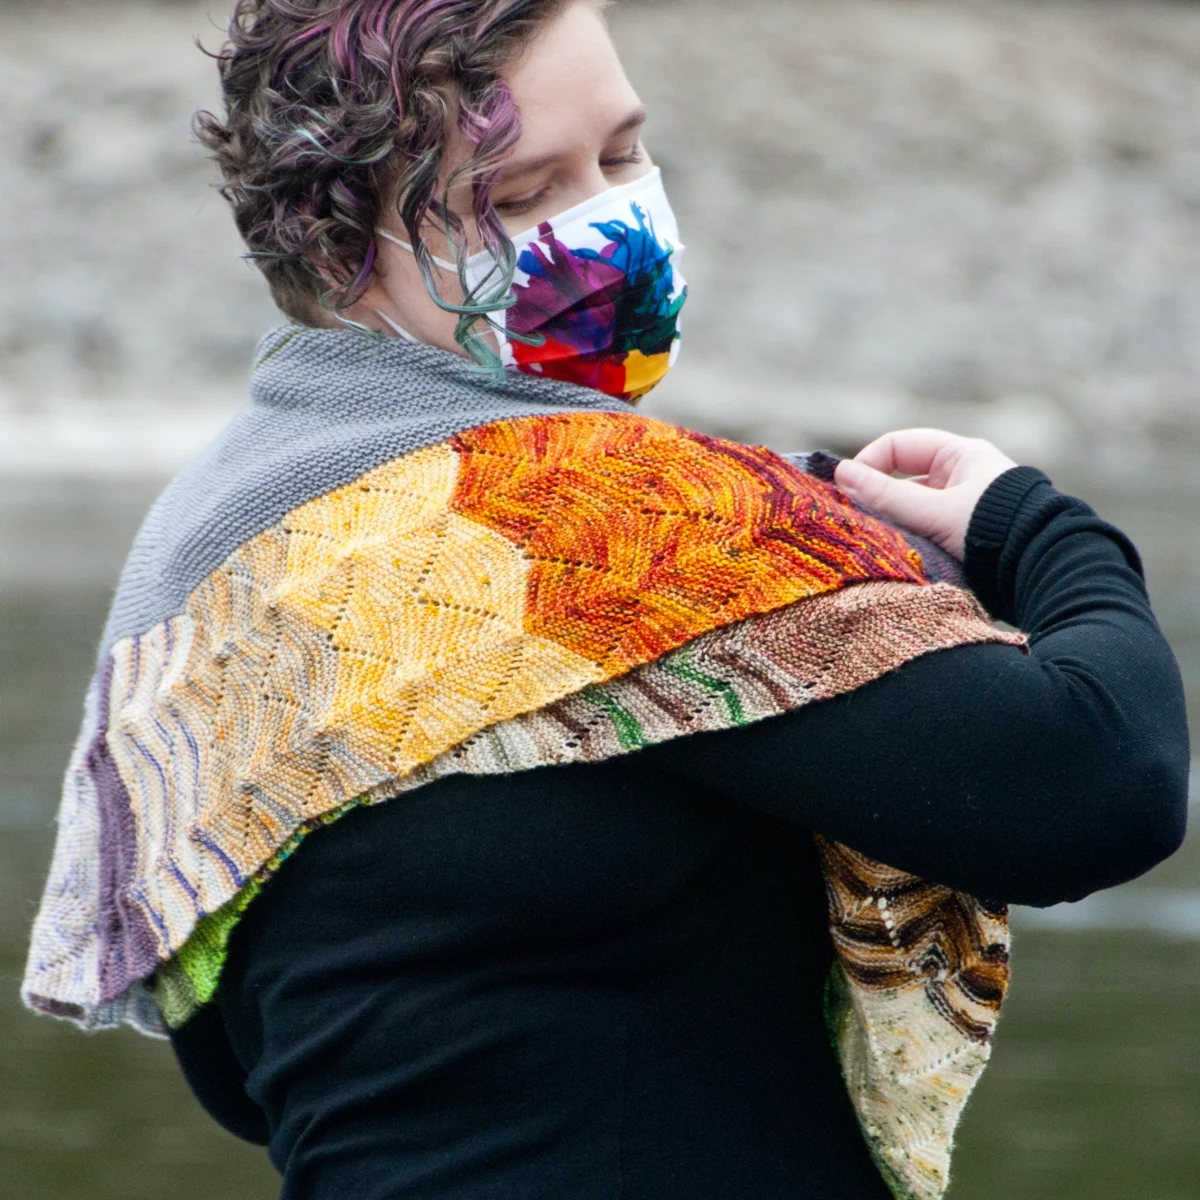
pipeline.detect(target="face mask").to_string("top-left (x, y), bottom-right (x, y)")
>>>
top-left (376, 167), bottom-right (687, 403)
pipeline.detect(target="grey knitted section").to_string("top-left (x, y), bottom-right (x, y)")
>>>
top-left (100, 326), bottom-right (627, 652)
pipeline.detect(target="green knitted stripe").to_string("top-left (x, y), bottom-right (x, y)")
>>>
top-left (580, 686), bottom-right (649, 752)
top-left (152, 879), bottom-right (264, 1028)
top-left (660, 654), bottom-right (750, 726)
top-left (153, 797), bottom-right (363, 1029)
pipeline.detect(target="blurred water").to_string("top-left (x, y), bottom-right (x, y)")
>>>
top-left (0, 466), bottom-right (1196, 1200)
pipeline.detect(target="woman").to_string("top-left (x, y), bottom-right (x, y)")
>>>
top-left (23, 1), bottom-right (1188, 1198)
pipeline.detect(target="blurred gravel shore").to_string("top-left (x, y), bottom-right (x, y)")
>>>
top-left (2, 0), bottom-right (1200, 477)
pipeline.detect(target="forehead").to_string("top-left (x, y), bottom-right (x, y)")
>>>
top-left (503, 2), bottom-right (641, 150)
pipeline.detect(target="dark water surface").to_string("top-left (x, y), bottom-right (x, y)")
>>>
top-left (2, 470), bottom-right (1196, 1200)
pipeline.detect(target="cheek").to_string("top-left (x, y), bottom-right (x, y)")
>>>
top-left (366, 246), bottom-right (467, 354)
top-left (609, 150), bottom-right (656, 188)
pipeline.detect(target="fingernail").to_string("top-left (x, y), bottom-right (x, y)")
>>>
top-left (834, 458), bottom-right (866, 496)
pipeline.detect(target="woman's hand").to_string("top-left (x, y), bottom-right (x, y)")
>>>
top-left (833, 429), bottom-right (1018, 561)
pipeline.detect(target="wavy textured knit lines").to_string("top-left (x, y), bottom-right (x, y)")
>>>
top-left (450, 414), bottom-right (926, 670)
top-left (100, 442), bottom-right (604, 961)
top-left (818, 837), bottom-right (1011, 1199)
top-left (820, 839), bottom-right (1010, 1042)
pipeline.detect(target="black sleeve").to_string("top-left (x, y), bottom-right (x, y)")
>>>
top-left (168, 1001), bottom-right (270, 1145)
top-left (644, 467), bottom-right (1191, 908)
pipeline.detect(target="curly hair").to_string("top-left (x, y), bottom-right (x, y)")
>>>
top-left (196, 0), bottom-right (577, 358)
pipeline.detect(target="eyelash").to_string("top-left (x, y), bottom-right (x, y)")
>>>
top-left (600, 145), bottom-right (646, 169)
top-left (494, 145), bottom-right (646, 215)
top-left (494, 189), bottom-right (551, 217)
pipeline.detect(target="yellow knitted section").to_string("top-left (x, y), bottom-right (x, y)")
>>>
top-left (275, 447), bottom-right (604, 769)
top-left (106, 443), bottom-right (602, 954)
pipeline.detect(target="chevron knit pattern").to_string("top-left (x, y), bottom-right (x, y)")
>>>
top-left (22, 340), bottom-right (1026, 1200)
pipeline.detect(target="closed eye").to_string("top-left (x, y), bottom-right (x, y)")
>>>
top-left (600, 144), bottom-right (646, 169)
top-left (494, 186), bottom-right (553, 216)
top-left (495, 143), bottom-right (647, 216)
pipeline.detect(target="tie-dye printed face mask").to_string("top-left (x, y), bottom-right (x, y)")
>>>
top-left (377, 168), bottom-right (687, 403)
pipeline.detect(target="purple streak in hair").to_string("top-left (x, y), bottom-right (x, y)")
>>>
top-left (201, 0), bottom-right (572, 348)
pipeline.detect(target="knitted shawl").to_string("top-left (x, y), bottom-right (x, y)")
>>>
top-left (24, 326), bottom-right (1024, 1200)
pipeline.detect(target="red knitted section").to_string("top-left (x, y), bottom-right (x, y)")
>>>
top-left (450, 412), bottom-right (925, 672)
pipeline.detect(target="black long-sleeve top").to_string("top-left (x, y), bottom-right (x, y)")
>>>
top-left (170, 467), bottom-right (1190, 1198)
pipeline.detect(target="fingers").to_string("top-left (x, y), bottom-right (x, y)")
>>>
top-left (836, 428), bottom-right (1019, 562)
top-left (853, 428), bottom-right (968, 478)
top-left (833, 458), bottom-right (950, 544)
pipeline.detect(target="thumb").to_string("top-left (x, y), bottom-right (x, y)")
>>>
top-left (834, 458), bottom-right (946, 543)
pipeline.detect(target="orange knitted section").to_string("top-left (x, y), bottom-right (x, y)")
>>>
top-left (449, 412), bottom-right (925, 672)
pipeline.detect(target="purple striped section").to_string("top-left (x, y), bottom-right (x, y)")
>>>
top-left (89, 655), bottom-right (161, 1002)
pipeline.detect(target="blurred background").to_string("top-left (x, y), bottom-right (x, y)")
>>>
top-left (1, 0), bottom-right (1197, 1196)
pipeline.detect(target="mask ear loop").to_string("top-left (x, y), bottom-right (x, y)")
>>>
top-left (373, 307), bottom-right (420, 343)
top-left (374, 225), bottom-right (546, 355)
top-left (375, 224), bottom-right (515, 362)
top-left (376, 228), bottom-right (458, 274)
